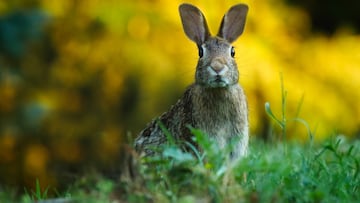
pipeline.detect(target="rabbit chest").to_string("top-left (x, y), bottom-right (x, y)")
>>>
top-left (191, 84), bottom-right (248, 149)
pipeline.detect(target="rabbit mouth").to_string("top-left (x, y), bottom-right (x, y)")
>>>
top-left (205, 65), bottom-right (231, 88)
top-left (208, 76), bottom-right (229, 88)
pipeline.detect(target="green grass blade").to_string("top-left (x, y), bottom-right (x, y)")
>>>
top-left (265, 102), bottom-right (283, 129)
top-left (157, 119), bottom-right (176, 145)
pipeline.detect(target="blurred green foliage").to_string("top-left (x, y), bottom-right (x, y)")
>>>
top-left (0, 0), bottom-right (359, 193)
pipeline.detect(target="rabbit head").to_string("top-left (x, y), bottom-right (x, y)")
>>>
top-left (179, 4), bottom-right (248, 88)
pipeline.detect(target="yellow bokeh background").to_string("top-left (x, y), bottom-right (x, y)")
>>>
top-left (0, 0), bottom-right (359, 191)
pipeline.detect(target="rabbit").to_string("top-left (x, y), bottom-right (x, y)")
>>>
top-left (135, 3), bottom-right (249, 159)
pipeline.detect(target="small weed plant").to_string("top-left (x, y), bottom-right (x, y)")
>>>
top-left (21, 179), bottom-right (49, 202)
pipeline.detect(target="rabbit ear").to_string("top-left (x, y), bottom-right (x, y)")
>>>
top-left (179, 3), bottom-right (211, 45)
top-left (217, 4), bottom-right (248, 43)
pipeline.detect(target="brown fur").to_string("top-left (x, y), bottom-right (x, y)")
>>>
top-left (134, 4), bottom-right (249, 159)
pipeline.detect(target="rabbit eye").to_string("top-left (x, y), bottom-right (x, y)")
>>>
top-left (198, 46), bottom-right (204, 58)
top-left (230, 46), bottom-right (235, 57)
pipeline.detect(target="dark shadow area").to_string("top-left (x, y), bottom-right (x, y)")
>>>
top-left (286, 0), bottom-right (360, 35)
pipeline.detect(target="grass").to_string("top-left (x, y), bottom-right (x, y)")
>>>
top-left (22, 179), bottom-right (49, 202)
top-left (124, 134), bottom-right (360, 203)
top-left (1, 133), bottom-right (359, 203)
top-left (6, 134), bottom-right (358, 203)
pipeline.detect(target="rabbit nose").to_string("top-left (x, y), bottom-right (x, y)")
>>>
top-left (210, 58), bottom-right (227, 74)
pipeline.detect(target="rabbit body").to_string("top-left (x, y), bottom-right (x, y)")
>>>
top-left (135, 4), bottom-right (249, 159)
